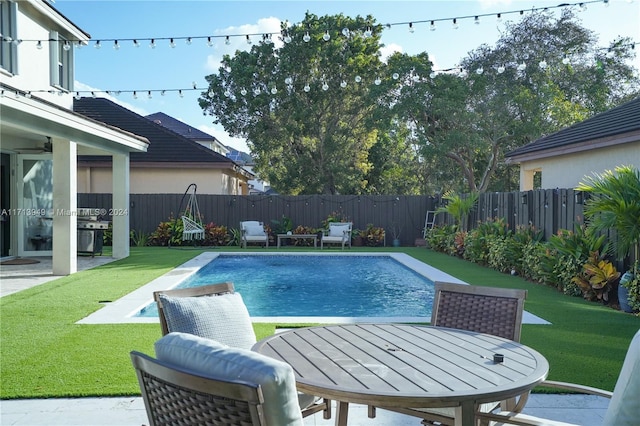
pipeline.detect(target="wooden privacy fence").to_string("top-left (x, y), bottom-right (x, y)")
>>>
top-left (78, 188), bottom-right (589, 246)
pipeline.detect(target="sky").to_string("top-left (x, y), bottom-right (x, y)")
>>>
top-left (52, 0), bottom-right (640, 153)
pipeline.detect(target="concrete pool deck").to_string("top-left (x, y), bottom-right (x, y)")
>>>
top-left (77, 251), bottom-right (551, 326)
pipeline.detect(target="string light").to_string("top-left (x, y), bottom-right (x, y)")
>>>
top-left (430, 20), bottom-right (436, 31)
top-left (452, 18), bottom-right (459, 29)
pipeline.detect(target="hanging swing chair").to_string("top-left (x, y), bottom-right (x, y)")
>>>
top-left (177, 183), bottom-right (205, 242)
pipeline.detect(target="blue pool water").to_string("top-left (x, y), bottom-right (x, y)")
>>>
top-left (137, 255), bottom-right (435, 318)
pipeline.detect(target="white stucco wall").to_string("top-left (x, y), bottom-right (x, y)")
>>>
top-left (77, 166), bottom-right (246, 195)
top-left (519, 141), bottom-right (640, 190)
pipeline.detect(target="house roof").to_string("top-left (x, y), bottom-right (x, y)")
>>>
top-left (505, 96), bottom-right (640, 162)
top-left (74, 97), bottom-right (239, 166)
top-left (145, 112), bottom-right (220, 142)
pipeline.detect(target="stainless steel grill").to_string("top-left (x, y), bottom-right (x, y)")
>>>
top-left (77, 209), bottom-right (109, 256)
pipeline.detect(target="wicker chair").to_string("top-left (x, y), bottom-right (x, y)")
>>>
top-left (373, 281), bottom-right (528, 425)
top-left (131, 350), bottom-right (267, 425)
top-left (153, 281), bottom-right (331, 421)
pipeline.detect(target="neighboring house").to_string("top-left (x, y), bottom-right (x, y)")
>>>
top-left (75, 98), bottom-right (253, 195)
top-left (148, 112), bottom-right (271, 194)
top-left (0, 0), bottom-right (148, 274)
top-left (146, 112), bottom-right (229, 155)
top-left (506, 97), bottom-right (640, 191)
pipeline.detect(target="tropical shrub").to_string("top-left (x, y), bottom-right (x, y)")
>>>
top-left (436, 191), bottom-right (479, 232)
top-left (228, 227), bottom-right (242, 246)
top-left (463, 218), bottom-right (510, 265)
top-left (292, 225), bottom-right (317, 246)
top-left (425, 225), bottom-right (456, 253)
top-left (203, 223), bottom-right (230, 246)
top-left (362, 223), bottom-right (385, 247)
top-left (149, 217), bottom-right (183, 246)
top-left (572, 251), bottom-right (620, 303)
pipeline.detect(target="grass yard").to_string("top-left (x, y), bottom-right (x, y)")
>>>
top-left (1, 246), bottom-right (638, 399)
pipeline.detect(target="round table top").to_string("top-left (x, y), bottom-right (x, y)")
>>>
top-left (253, 323), bottom-right (549, 408)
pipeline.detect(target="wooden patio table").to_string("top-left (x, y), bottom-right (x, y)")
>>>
top-left (252, 324), bottom-right (548, 426)
top-left (276, 233), bottom-right (318, 248)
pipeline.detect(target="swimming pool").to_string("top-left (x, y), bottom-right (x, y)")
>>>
top-left (136, 255), bottom-right (436, 318)
top-left (78, 252), bottom-right (472, 324)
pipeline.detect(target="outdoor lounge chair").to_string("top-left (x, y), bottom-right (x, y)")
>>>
top-left (373, 281), bottom-right (528, 425)
top-left (131, 332), bottom-right (305, 426)
top-left (321, 222), bottom-right (352, 250)
top-left (241, 220), bottom-right (269, 249)
top-left (477, 328), bottom-right (640, 426)
top-left (153, 282), bottom-right (331, 420)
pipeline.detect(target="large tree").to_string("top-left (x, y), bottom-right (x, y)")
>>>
top-left (200, 13), bottom-right (387, 194)
top-left (386, 9), bottom-right (639, 193)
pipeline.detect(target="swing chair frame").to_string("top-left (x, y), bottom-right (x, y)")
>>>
top-left (174, 183), bottom-right (205, 244)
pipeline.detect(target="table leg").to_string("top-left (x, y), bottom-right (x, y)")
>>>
top-left (335, 401), bottom-right (349, 426)
top-left (277, 236), bottom-right (281, 249)
top-left (455, 402), bottom-right (475, 426)
top-left (313, 236), bottom-right (317, 248)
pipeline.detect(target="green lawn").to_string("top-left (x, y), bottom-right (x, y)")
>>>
top-left (1, 247), bottom-right (638, 399)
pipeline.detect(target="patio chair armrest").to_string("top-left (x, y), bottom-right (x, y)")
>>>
top-left (537, 380), bottom-right (613, 399)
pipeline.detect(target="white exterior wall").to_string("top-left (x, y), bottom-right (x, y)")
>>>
top-left (3, 2), bottom-right (75, 108)
top-left (519, 141), bottom-right (640, 190)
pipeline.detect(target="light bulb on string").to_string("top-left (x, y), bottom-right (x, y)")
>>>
top-left (284, 77), bottom-right (293, 85)
top-left (458, 69), bottom-right (468, 78)
top-left (408, 22), bottom-right (414, 33)
top-left (475, 67), bottom-right (484, 75)
top-left (161, 90), bottom-right (166, 96)
top-left (36, 40), bottom-right (42, 49)
top-left (392, 72), bottom-right (399, 80)
top-left (604, 0), bottom-right (610, 7)
top-left (579, 3), bottom-right (587, 11)
top-left (113, 40), bottom-right (120, 50)
top-left (179, 90), bottom-right (184, 98)
top-left (496, 13), bottom-right (502, 23)
top-left (303, 84), bottom-right (310, 92)
top-left (303, 32), bottom-right (311, 42)
top-left (149, 39), bottom-right (156, 49)
top-left (322, 30), bottom-right (330, 41)
top-left (364, 26), bottom-right (372, 38)
top-left (429, 71), bottom-right (437, 78)
top-left (270, 87), bottom-right (278, 95)
top-left (133, 39), bottom-right (140, 48)
top-left (225, 36), bottom-right (231, 45)
top-left (538, 60), bottom-right (548, 69)
top-left (147, 91), bottom-right (152, 99)
top-left (133, 91), bottom-right (138, 99)
top-left (412, 74), bottom-right (420, 82)
top-left (562, 55), bottom-right (570, 65)
top-left (517, 62), bottom-right (527, 71)
top-left (170, 38), bottom-right (176, 48)
top-left (452, 18), bottom-right (459, 29)
top-left (497, 65), bottom-right (505, 73)
top-left (240, 88), bottom-right (247, 96)
top-left (374, 77), bottom-right (381, 85)
top-left (342, 27), bottom-right (350, 37)
top-left (186, 37), bottom-right (192, 45)
top-left (246, 35), bottom-right (252, 45)
top-left (430, 21), bottom-right (436, 31)
top-left (474, 16), bottom-right (480, 25)
top-left (253, 88), bottom-right (261, 95)
top-left (355, 75), bottom-right (362, 83)
top-left (74, 92), bottom-right (81, 100)
top-left (283, 31), bottom-right (292, 43)
top-left (322, 82), bottom-right (329, 91)
top-left (207, 37), bottom-right (213, 47)
top-left (340, 80), bottom-right (347, 88)
top-left (63, 41), bottom-right (71, 51)
top-left (94, 40), bottom-right (101, 49)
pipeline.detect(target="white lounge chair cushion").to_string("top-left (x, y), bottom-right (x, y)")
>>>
top-left (155, 332), bottom-right (304, 426)
top-left (603, 329), bottom-right (640, 425)
top-left (158, 292), bottom-right (257, 350)
top-left (328, 223), bottom-right (350, 237)
top-left (245, 225), bottom-right (266, 236)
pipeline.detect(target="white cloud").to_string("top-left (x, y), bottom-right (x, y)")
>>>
top-left (477, 0), bottom-right (512, 9)
top-left (380, 43), bottom-right (403, 63)
top-left (205, 17), bottom-right (283, 72)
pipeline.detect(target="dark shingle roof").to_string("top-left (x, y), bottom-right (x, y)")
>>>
top-left (506, 96), bottom-right (640, 159)
top-left (145, 112), bottom-right (220, 142)
top-left (74, 98), bottom-right (234, 164)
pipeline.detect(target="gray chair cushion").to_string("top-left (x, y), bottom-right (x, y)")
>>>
top-left (159, 292), bottom-right (257, 350)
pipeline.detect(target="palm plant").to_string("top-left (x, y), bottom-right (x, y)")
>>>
top-left (576, 165), bottom-right (640, 262)
top-left (576, 165), bottom-right (640, 311)
top-left (436, 191), bottom-right (479, 232)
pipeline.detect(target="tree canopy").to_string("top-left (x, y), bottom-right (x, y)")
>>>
top-left (200, 9), bottom-right (639, 195)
